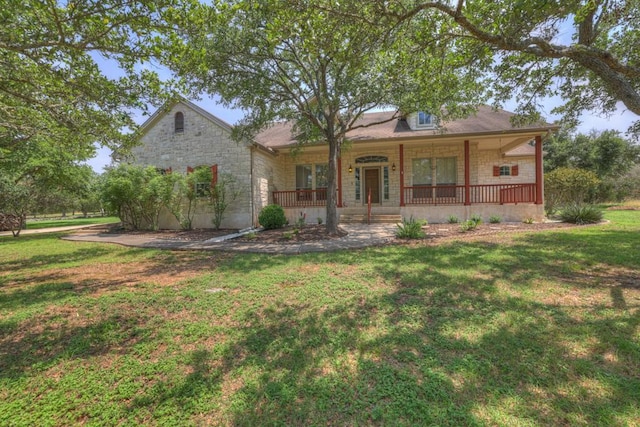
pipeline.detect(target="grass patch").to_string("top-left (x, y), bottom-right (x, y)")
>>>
top-left (0, 211), bottom-right (639, 425)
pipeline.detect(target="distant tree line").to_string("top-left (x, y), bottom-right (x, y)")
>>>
top-left (544, 129), bottom-right (640, 214)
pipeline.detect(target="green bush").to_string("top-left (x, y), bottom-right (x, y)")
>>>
top-left (559, 204), bottom-right (604, 224)
top-left (460, 219), bottom-right (479, 232)
top-left (396, 216), bottom-right (426, 239)
top-left (470, 214), bottom-right (483, 225)
top-left (258, 204), bottom-right (287, 229)
top-left (101, 165), bottom-right (171, 231)
top-left (545, 167), bottom-right (600, 214)
top-left (447, 215), bottom-right (459, 224)
top-left (489, 215), bottom-right (501, 224)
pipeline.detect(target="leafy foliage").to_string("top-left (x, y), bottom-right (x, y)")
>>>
top-left (379, 1), bottom-right (640, 134)
top-left (258, 204), bottom-right (287, 230)
top-left (165, 0), bottom-right (487, 233)
top-left (447, 215), bottom-right (459, 224)
top-left (395, 216), bottom-right (426, 239)
top-left (559, 204), bottom-right (604, 224)
top-left (489, 215), bottom-right (501, 224)
top-left (101, 165), bottom-right (172, 231)
top-left (210, 173), bottom-right (242, 230)
top-left (545, 129), bottom-right (640, 179)
top-left (1, 0), bottom-right (184, 180)
top-left (545, 167), bottom-right (601, 214)
top-left (0, 175), bottom-right (31, 236)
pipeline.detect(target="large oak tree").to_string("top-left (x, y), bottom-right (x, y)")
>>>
top-left (167, 0), bottom-right (488, 234)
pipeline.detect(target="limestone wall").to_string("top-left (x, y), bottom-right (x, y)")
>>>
top-left (132, 102), bottom-right (253, 229)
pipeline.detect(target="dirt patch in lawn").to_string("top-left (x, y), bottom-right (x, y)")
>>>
top-left (2, 251), bottom-right (229, 294)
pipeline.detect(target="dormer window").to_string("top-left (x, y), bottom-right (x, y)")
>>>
top-left (174, 112), bottom-right (184, 133)
top-left (417, 111), bottom-right (434, 128)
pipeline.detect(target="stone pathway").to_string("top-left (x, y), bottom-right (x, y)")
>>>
top-left (62, 224), bottom-right (398, 254)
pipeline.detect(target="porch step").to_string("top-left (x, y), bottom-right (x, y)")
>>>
top-left (340, 214), bottom-right (402, 224)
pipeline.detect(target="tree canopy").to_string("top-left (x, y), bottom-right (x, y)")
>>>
top-left (166, 0), bottom-right (489, 233)
top-left (545, 129), bottom-right (640, 178)
top-left (0, 0), bottom-right (188, 179)
top-left (365, 0), bottom-right (640, 134)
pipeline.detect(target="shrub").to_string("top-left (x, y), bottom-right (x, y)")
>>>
top-left (559, 204), bottom-right (604, 224)
top-left (545, 167), bottom-right (600, 214)
top-left (447, 215), bottom-right (459, 224)
top-left (258, 204), bottom-right (287, 229)
top-left (489, 215), bottom-right (501, 224)
top-left (523, 217), bottom-right (534, 224)
top-left (470, 214), bottom-right (483, 225)
top-left (317, 217), bottom-right (323, 225)
top-left (101, 165), bottom-right (170, 231)
top-left (460, 220), bottom-right (478, 232)
top-left (396, 216), bottom-right (426, 239)
top-left (210, 173), bottom-right (242, 230)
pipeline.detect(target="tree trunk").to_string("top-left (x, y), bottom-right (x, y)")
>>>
top-left (325, 137), bottom-right (340, 235)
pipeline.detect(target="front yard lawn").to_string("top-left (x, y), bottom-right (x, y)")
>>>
top-left (0, 210), bottom-right (638, 426)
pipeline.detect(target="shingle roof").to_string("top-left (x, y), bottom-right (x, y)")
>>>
top-left (254, 105), bottom-right (555, 149)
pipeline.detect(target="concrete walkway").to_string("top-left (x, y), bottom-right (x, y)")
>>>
top-left (0, 223), bottom-right (115, 237)
top-left (62, 224), bottom-right (398, 254)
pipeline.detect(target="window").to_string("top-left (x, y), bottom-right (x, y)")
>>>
top-left (436, 157), bottom-right (457, 185)
top-left (175, 112), bottom-right (184, 133)
top-left (412, 158), bottom-right (433, 186)
top-left (355, 155), bottom-right (388, 164)
top-left (355, 167), bottom-right (361, 201)
top-left (383, 166), bottom-right (389, 200)
top-left (296, 165), bottom-right (312, 189)
top-left (493, 165), bottom-right (519, 177)
top-left (417, 112), bottom-right (434, 128)
top-left (315, 164), bottom-right (328, 200)
top-left (412, 157), bottom-right (457, 198)
top-left (195, 182), bottom-right (210, 198)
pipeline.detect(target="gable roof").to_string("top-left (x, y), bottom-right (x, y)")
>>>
top-left (254, 105), bottom-right (557, 149)
top-left (138, 97), bottom-right (234, 136)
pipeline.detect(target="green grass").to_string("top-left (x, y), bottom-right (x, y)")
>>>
top-left (1, 210), bottom-right (639, 426)
top-left (25, 216), bottom-right (120, 229)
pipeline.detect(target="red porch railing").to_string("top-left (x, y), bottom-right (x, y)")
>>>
top-left (272, 189), bottom-right (327, 207)
top-left (403, 183), bottom-right (536, 205)
top-left (273, 183), bottom-right (536, 207)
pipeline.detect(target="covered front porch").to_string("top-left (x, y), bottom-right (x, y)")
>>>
top-left (271, 133), bottom-right (546, 224)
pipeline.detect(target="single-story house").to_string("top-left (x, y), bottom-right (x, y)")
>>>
top-left (133, 99), bottom-right (558, 229)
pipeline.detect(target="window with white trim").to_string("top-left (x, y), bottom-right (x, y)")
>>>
top-left (417, 112), bottom-right (434, 128)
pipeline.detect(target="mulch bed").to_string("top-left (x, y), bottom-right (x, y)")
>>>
top-left (95, 221), bottom-right (585, 245)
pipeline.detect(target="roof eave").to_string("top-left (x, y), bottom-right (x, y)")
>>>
top-left (269, 125), bottom-right (559, 151)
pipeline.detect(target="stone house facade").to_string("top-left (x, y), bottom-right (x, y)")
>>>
top-left (133, 100), bottom-right (557, 229)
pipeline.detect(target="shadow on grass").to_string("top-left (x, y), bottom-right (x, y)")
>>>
top-left (173, 227), bottom-right (637, 424)
top-left (0, 312), bottom-right (148, 380)
top-left (3, 224), bottom-right (639, 424)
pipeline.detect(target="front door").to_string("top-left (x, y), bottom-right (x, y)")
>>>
top-left (364, 168), bottom-right (380, 204)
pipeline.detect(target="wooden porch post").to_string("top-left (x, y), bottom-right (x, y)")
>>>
top-left (399, 144), bottom-right (405, 207)
top-left (464, 140), bottom-right (471, 206)
top-left (337, 157), bottom-right (343, 207)
top-left (535, 135), bottom-right (543, 205)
